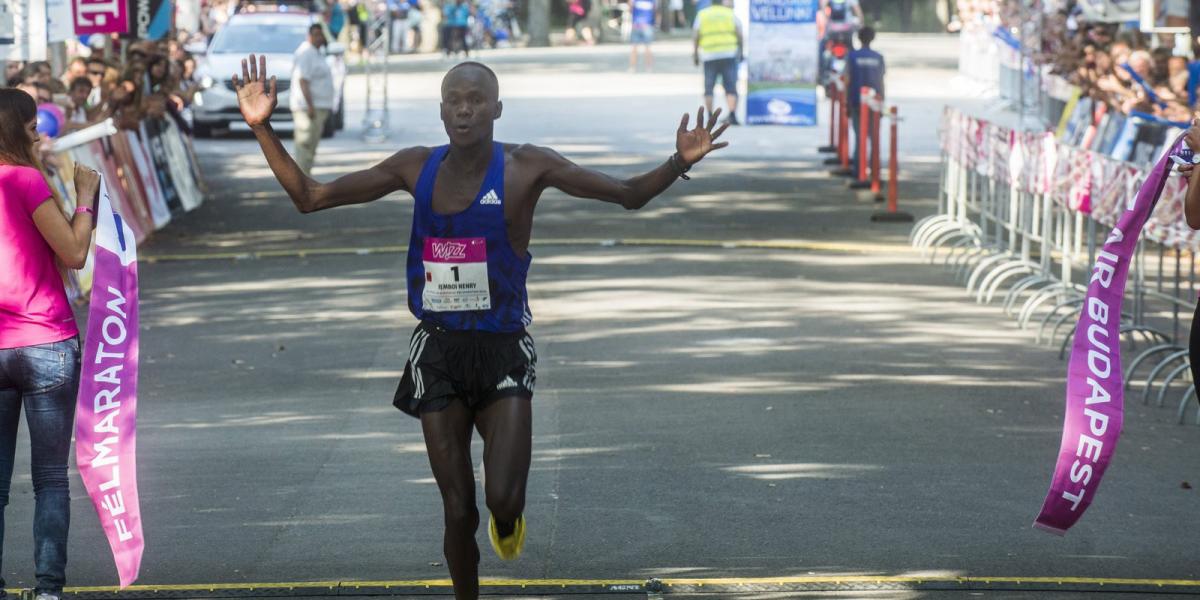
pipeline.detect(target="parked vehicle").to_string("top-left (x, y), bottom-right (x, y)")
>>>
top-left (192, 10), bottom-right (347, 137)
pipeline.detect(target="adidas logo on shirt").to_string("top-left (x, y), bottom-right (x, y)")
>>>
top-left (496, 376), bottom-right (518, 390)
top-left (479, 189), bottom-right (501, 205)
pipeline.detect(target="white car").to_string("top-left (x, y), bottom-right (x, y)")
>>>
top-left (192, 11), bottom-right (347, 137)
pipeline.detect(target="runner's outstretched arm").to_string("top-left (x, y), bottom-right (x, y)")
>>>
top-left (536, 106), bottom-right (729, 210)
top-left (232, 53), bottom-right (418, 213)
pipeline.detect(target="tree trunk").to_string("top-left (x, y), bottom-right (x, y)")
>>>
top-left (528, 0), bottom-right (551, 46)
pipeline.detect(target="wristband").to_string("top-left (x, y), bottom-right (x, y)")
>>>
top-left (669, 153), bottom-right (691, 181)
top-left (75, 205), bottom-right (94, 215)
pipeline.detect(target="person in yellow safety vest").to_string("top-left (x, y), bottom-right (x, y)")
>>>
top-left (692, 0), bottom-right (743, 125)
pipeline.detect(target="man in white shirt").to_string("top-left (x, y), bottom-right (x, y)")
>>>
top-left (291, 24), bottom-right (336, 176)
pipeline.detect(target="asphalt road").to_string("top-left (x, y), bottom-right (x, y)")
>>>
top-left (4, 37), bottom-right (1200, 598)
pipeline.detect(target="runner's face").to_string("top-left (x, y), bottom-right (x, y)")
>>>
top-left (440, 69), bottom-right (500, 145)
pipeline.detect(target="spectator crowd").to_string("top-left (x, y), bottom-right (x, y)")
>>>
top-left (4, 37), bottom-right (203, 169)
top-left (956, 0), bottom-right (1199, 124)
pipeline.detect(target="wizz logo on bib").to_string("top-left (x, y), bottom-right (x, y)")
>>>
top-left (479, 189), bottom-right (500, 205)
top-left (431, 241), bottom-right (468, 260)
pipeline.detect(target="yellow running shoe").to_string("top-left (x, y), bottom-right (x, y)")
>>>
top-left (488, 514), bottom-right (526, 560)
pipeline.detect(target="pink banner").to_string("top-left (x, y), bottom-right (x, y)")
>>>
top-left (76, 178), bottom-right (144, 587)
top-left (72, 0), bottom-right (129, 35)
top-left (1034, 136), bottom-right (1184, 535)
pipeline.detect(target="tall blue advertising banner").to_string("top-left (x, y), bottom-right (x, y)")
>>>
top-left (746, 0), bottom-right (818, 126)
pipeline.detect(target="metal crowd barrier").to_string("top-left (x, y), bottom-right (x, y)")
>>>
top-left (957, 24), bottom-right (999, 94)
top-left (957, 20), bottom-right (1080, 131)
top-left (362, 12), bottom-right (391, 143)
top-left (48, 116), bottom-right (206, 303)
top-left (914, 106), bottom-right (1200, 425)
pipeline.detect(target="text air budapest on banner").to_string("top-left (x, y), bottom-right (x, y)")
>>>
top-left (746, 0), bottom-right (817, 126)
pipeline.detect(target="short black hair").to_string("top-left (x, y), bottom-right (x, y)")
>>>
top-left (447, 61), bottom-right (498, 86)
top-left (309, 23), bottom-right (324, 34)
top-left (445, 61), bottom-right (500, 98)
top-left (858, 26), bottom-right (875, 45)
top-left (69, 76), bottom-right (93, 91)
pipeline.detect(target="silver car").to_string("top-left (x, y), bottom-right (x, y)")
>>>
top-left (192, 11), bottom-right (347, 137)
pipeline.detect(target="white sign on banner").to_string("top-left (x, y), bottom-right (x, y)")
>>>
top-left (0, 0), bottom-right (48, 61)
top-left (47, 0), bottom-right (75, 42)
top-left (0, 3), bottom-right (15, 47)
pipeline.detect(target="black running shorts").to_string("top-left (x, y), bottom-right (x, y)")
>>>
top-left (393, 321), bottom-right (537, 418)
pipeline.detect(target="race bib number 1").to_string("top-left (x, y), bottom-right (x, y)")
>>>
top-left (423, 237), bottom-right (491, 312)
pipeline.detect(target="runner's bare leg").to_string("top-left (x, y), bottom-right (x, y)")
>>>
top-left (475, 395), bottom-right (533, 534)
top-left (422, 399), bottom-right (480, 600)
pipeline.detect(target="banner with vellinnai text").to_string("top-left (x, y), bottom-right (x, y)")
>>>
top-left (76, 176), bottom-right (144, 587)
top-left (746, 0), bottom-right (817, 126)
top-left (1034, 134), bottom-right (1184, 535)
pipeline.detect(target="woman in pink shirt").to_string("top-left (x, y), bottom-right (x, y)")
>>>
top-left (0, 88), bottom-right (100, 600)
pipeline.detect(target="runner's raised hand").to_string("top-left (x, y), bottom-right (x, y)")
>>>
top-left (232, 53), bottom-right (277, 128)
top-left (676, 106), bottom-right (731, 167)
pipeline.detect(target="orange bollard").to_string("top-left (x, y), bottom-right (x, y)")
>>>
top-left (820, 81), bottom-right (849, 166)
top-left (838, 86), bottom-right (850, 168)
top-left (849, 88), bottom-right (873, 189)
top-left (871, 105), bottom-right (913, 222)
top-left (831, 78), bottom-right (853, 176)
top-left (870, 97), bottom-right (882, 199)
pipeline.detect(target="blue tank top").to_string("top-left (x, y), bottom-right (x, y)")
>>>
top-left (406, 143), bottom-right (533, 333)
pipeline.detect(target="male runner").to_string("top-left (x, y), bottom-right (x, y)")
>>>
top-left (231, 56), bottom-right (728, 599)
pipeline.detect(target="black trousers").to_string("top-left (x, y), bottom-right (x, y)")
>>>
top-left (1190, 301), bottom-right (1200, 401)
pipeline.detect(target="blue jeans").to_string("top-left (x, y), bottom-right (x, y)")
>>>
top-left (0, 338), bottom-right (80, 595)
